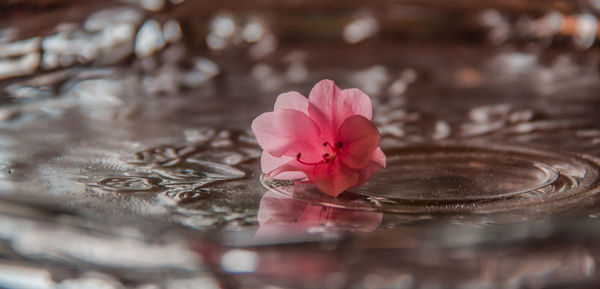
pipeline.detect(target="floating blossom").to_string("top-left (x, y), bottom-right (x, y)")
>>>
top-left (252, 79), bottom-right (386, 197)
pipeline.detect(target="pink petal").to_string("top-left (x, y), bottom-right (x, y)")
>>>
top-left (356, 148), bottom-right (386, 185)
top-left (371, 147), bottom-right (387, 168)
top-left (307, 80), bottom-right (373, 139)
top-left (274, 91), bottom-right (309, 114)
top-left (305, 158), bottom-right (360, 197)
top-left (252, 109), bottom-right (322, 159)
top-left (341, 88), bottom-right (372, 120)
top-left (338, 115), bottom-right (381, 169)
top-left (261, 152), bottom-right (306, 180)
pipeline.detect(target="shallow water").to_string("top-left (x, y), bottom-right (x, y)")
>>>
top-left (1, 1), bottom-right (600, 288)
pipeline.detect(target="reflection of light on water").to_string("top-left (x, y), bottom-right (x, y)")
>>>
top-left (135, 20), bottom-right (165, 58)
top-left (242, 20), bottom-right (265, 43)
top-left (0, 37), bottom-right (40, 57)
top-left (66, 79), bottom-right (125, 108)
top-left (220, 249), bottom-right (258, 273)
top-left (351, 65), bottom-right (389, 96)
top-left (481, 8), bottom-right (600, 49)
top-left (206, 11), bottom-right (277, 57)
top-left (574, 13), bottom-right (598, 49)
top-left (491, 52), bottom-right (537, 76)
top-left (0, 37), bottom-right (41, 79)
top-left (388, 69), bottom-right (417, 97)
top-left (206, 13), bottom-right (236, 50)
top-left (284, 51), bottom-right (308, 83)
top-left (0, 27), bottom-right (17, 43)
top-left (248, 34), bottom-right (277, 59)
top-left (55, 272), bottom-right (124, 289)
top-left (180, 57), bottom-right (220, 87)
top-left (85, 8), bottom-right (143, 31)
top-left (139, 0), bottom-right (165, 12)
top-left (0, 52), bottom-right (40, 79)
top-left (343, 14), bottom-right (379, 44)
top-left (286, 61), bottom-right (308, 83)
top-left (206, 33), bottom-right (227, 50)
top-left (480, 9), bottom-right (510, 45)
top-left (461, 104), bottom-right (538, 137)
top-left (252, 63), bottom-right (284, 91)
top-left (362, 273), bottom-right (414, 289)
top-left (163, 20), bottom-right (182, 43)
top-left (0, 215), bottom-right (198, 270)
top-left (166, 277), bottom-right (220, 289)
top-left (0, 263), bottom-right (53, 289)
top-left (432, 121), bottom-right (451, 140)
top-left (211, 13), bottom-right (236, 38)
top-left (38, 8), bottom-right (142, 70)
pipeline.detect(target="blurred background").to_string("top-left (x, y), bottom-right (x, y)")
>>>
top-left (1, 0), bottom-right (600, 288)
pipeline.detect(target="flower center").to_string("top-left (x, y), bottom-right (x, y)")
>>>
top-left (296, 142), bottom-right (343, 166)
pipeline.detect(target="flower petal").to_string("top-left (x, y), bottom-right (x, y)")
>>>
top-left (306, 79), bottom-right (341, 139)
top-left (307, 80), bottom-right (373, 139)
top-left (261, 151), bottom-right (306, 180)
top-left (371, 147), bottom-right (386, 168)
top-left (338, 115), bottom-right (381, 169)
top-left (251, 109), bottom-right (322, 159)
top-left (356, 148), bottom-right (386, 186)
top-left (340, 88), bottom-right (372, 120)
top-left (274, 91), bottom-right (308, 114)
top-left (305, 158), bottom-right (359, 197)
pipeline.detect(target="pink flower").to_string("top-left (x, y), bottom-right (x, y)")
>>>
top-left (251, 79), bottom-right (386, 197)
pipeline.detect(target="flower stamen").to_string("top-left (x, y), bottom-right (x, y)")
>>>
top-left (296, 153), bottom-right (326, 166)
top-left (297, 141), bottom-right (344, 166)
top-left (323, 141), bottom-right (343, 151)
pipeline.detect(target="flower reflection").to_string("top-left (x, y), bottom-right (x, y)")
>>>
top-left (255, 189), bottom-right (383, 241)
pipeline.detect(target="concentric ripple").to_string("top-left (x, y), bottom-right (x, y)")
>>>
top-left (261, 144), bottom-right (600, 214)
